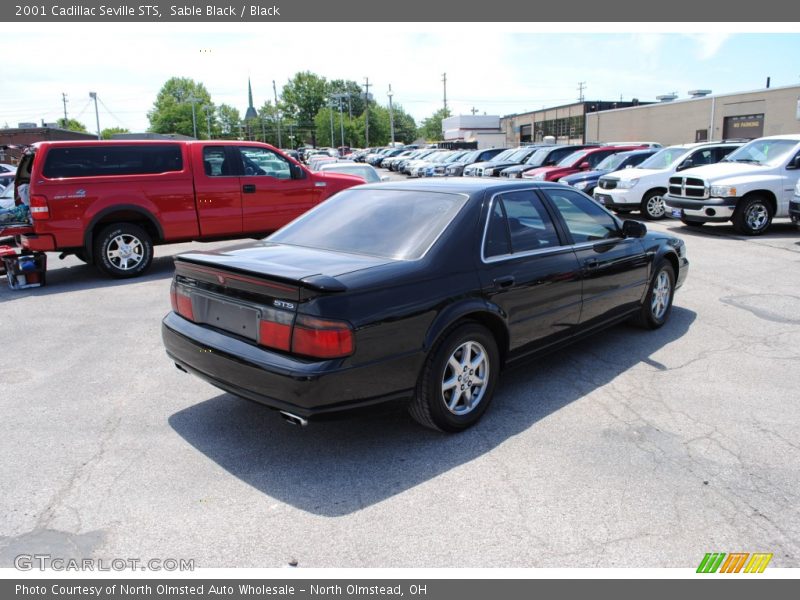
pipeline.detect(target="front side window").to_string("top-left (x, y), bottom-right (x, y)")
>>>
top-left (239, 146), bottom-right (291, 179)
top-left (689, 149), bottom-right (714, 166)
top-left (547, 188), bottom-right (619, 243)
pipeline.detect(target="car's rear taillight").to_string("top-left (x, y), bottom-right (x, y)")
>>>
top-left (291, 315), bottom-right (354, 359)
top-left (29, 195), bottom-right (49, 220)
top-left (258, 312), bottom-right (353, 359)
top-left (257, 307), bottom-right (293, 352)
top-left (170, 282), bottom-right (194, 321)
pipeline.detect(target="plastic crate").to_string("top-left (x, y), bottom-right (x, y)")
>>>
top-left (3, 252), bottom-right (47, 289)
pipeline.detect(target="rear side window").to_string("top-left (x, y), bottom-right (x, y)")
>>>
top-left (42, 145), bottom-right (183, 178)
top-left (483, 191), bottom-right (560, 259)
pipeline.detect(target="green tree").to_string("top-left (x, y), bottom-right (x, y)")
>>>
top-left (390, 104), bottom-right (418, 144)
top-left (216, 104), bottom-right (241, 139)
top-left (148, 77), bottom-right (214, 138)
top-left (327, 79), bottom-right (366, 117)
top-left (57, 118), bottom-right (89, 133)
top-left (101, 127), bottom-right (130, 139)
top-left (281, 72), bottom-right (328, 144)
top-left (252, 101), bottom-right (283, 146)
top-left (418, 107), bottom-right (452, 141)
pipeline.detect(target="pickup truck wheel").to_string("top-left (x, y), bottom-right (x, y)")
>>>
top-left (94, 223), bottom-right (153, 278)
top-left (733, 197), bottom-right (772, 236)
top-left (634, 262), bottom-right (675, 330)
top-left (641, 190), bottom-right (667, 220)
top-left (409, 323), bottom-right (499, 432)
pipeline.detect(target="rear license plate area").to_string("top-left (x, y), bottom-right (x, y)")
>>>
top-left (193, 294), bottom-right (260, 341)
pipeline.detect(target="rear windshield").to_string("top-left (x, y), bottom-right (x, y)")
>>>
top-left (268, 189), bottom-right (468, 260)
top-left (42, 145), bottom-right (183, 178)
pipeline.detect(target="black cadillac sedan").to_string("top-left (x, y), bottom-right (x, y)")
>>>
top-left (162, 180), bottom-right (689, 432)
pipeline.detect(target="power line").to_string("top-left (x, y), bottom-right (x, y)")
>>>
top-left (97, 96), bottom-right (130, 130)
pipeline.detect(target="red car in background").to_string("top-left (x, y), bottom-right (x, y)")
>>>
top-left (522, 145), bottom-right (646, 182)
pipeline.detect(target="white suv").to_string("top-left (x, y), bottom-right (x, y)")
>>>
top-left (594, 142), bottom-right (742, 219)
top-left (666, 135), bottom-right (800, 235)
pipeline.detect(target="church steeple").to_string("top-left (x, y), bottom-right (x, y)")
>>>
top-left (245, 77), bottom-right (258, 121)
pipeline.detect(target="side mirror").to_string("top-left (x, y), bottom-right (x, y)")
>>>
top-left (788, 155), bottom-right (800, 170)
top-left (622, 219), bottom-right (647, 238)
top-left (579, 162), bottom-right (591, 170)
top-left (291, 163), bottom-right (305, 179)
top-left (677, 159), bottom-right (693, 171)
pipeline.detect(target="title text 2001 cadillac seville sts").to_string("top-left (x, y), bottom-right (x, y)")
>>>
top-left (162, 180), bottom-right (689, 432)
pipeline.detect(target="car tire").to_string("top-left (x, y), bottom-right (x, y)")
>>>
top-left (94, 223), bottom-right (153, 279)
top-left (409, 322), bottom-right (500, 432)
top-left (732, 196), bottom-right (773, 236)
top-left (680, 218), bottom-right (705, 228)
top-left (641, 189), bottom-right (667, 220)
top-left (634, 262), bottom-right (675, 330)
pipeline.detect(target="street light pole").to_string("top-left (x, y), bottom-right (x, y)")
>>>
top-left (329, 99), bottom-right (335, 149)
top-left (339, 98), bottom-right (345, 149)
top-left (387, 84), bottom-right (395, 146)
top-left (89, 92), bottom-right (101, 140)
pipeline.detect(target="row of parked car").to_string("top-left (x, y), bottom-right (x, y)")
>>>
top-left (350, 135), bottom-right (800, 235)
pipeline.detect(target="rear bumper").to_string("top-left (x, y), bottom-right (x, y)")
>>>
top-left (162, 312), bottom-right (421, 419)
top-left (20, 233), bottom-right (57, 252)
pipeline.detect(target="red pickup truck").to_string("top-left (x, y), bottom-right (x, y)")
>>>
top-left (9, 140), bottom-right (363, 277)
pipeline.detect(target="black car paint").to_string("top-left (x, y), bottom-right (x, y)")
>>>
top-left (162, 180), bottom-right (687, 419)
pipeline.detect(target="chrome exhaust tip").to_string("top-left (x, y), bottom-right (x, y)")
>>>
top-left (279, 411), bottom-right (308, 427)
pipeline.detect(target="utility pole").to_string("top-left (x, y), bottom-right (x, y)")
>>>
top-left (61, 93), bottom-right (69, 125)
top-left (187, 94), bottom-right (198, 139)
top-left (470, 107), bottom-right (478, 115)
top-left (442, 73), bottom-right (447, 113)
top-left (89, 92), bottom-right (100, 139)
top-left (578, 81), bottom-right (586, 103)
top-left (363, 77), bottom-right (371, 147)
top-left (387, 84), bottom-right (395, 146)
top-left (272, 80), bottom-right (282, 148)
top-left (203, 105), bottom-right (212, 139)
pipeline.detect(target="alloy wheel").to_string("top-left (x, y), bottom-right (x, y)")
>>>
top-left (441, 341), bottom-right (489, 415)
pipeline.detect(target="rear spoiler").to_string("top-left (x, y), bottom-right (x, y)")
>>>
top-left (174, 257), bottom-right (347, 301)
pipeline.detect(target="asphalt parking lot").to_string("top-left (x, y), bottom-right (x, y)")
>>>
top-left (1, 184), bottom-right (799, 568)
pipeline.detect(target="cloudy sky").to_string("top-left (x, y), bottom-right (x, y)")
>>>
top-left (3, 24), bottom-right (799, 133)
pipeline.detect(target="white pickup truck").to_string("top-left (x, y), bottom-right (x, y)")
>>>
top-left (665, 135), bottom-right (800, 235)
